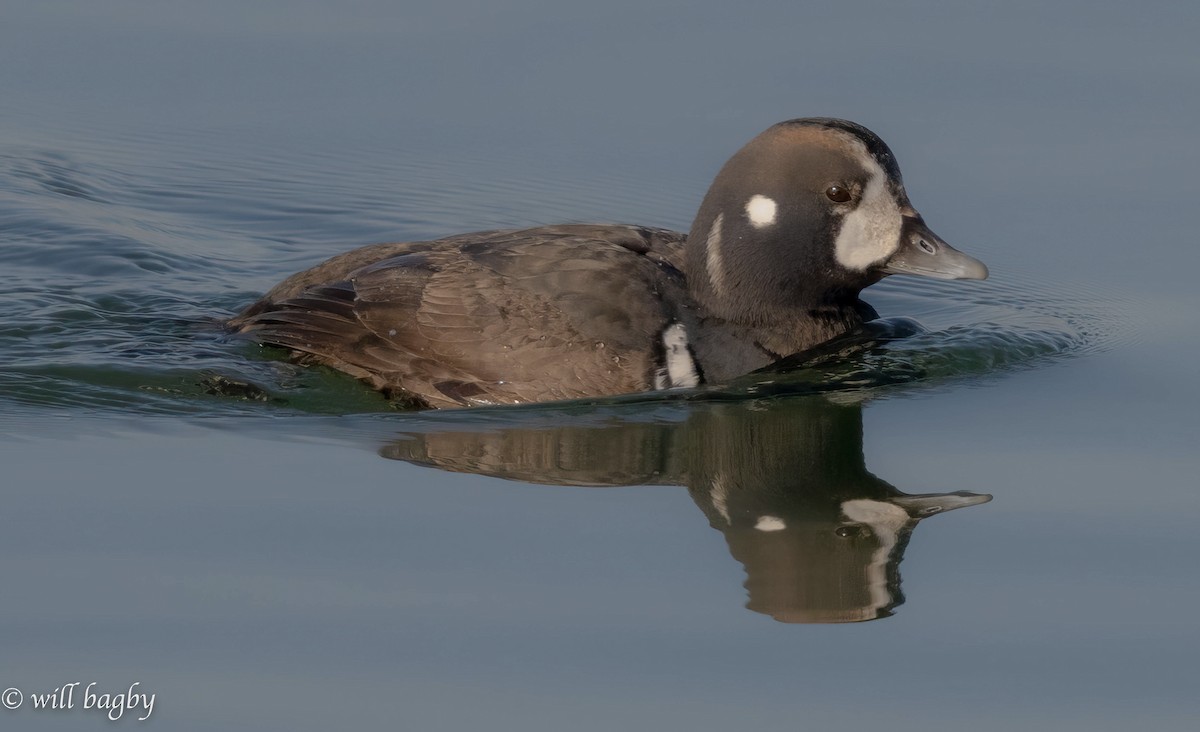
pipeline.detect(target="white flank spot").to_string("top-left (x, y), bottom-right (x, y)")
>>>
top-left (661, 323), bottom-right (700, 388)
top-left (833, 159), bottom-right (903, 271)
top-left (705, 213), bottom-right (726, 296)
top-left (755, 515), bottom-right (786, 532)
top-left (745, 194), bottom-right (778, 229)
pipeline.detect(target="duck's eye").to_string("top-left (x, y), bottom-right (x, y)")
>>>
top-left (825, 185), bottom-right (852, 203)
top-left (835, 525), bottom-right (871, 539)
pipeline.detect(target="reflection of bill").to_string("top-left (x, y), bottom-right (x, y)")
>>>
top-left (382, 396), bottom-right (989, 624)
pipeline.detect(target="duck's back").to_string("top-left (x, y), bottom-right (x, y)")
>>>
top-left (229, 225), bottom-right (692, 408)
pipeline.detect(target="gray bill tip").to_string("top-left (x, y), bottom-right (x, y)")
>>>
top-left (891, 491), bottom-right (994, 517)
top-left (883, 218), bottom-right (989, 281)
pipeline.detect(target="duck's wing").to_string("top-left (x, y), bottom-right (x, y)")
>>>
top-left (230, 225), bottom-right (690, 408)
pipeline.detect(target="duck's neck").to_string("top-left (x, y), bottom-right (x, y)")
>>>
top-left (684, 212), bottom-right (871, 354)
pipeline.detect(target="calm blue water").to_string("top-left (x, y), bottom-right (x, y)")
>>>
top-left (2, 2), bottom-right (1199, 730)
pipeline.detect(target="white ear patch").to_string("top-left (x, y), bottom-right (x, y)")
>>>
top-left (833, 163), bottom-right (903, 271)
top-left (745, 194), bottom-right (777, 229)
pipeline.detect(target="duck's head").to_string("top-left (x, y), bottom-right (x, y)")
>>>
top-left (685, 118), bottom-right (987, 324)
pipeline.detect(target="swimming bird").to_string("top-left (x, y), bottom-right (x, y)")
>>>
top-left (229, 118), bottom-right (987, 408)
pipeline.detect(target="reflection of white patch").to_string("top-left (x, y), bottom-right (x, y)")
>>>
top-left (745, 194), bottom-right (777, 229)
top-left (833, 158), bottom-right (902, 271)
top-left (661, 323), bottom-right (699, 388)
top-left (840, 499), bottom-right (910, 610)
top-left (841, 498), bottom-right (908, 529)
top-left (710, 472), bottom-right (731, 524)
top-left (755, 515), bottom-right (786, 532)
top-left (705, 213), bottom-right (726, 296)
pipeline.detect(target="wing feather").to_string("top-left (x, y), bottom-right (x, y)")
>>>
top-left (231, 225), bottom-right (691, 407)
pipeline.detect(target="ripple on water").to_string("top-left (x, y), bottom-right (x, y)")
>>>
top-left (0, 142), bottom-right (1124, 427)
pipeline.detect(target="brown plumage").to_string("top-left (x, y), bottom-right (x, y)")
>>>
top-left (230, 225), bottom-right (693, 408)
top-left (230, 119), bottom-right (988, 409)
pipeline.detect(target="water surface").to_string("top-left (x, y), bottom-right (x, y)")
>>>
top-left (2, 2), bottom-right (1199, 730)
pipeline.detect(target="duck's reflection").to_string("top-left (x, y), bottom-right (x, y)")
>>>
top-left (382, 396), bottom-right (989, 623)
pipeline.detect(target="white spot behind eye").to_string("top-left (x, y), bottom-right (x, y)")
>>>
top-left (745, 194), bottom-right (778, 229)
top-left (755, 515), bottom-right (786, 531)
top-left (833, 157), bottom-right (903, 271)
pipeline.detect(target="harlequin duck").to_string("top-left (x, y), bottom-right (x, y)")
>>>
top-left (229, 118), bottom-right (987, 408)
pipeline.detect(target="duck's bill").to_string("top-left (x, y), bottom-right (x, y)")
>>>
top-left (890, 491), bottom-right (993, 518)
top-left (881, 217), bottom-right (989, 280)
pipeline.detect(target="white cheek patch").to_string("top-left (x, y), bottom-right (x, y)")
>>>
top-left (660, 323), bottom-right (700, 388)
top-left (705, 212), bottom-right (726, 296)
top-left (833, 165), bottom-right (903, 271)
top-left (744, 194), bottom-right (777, 229)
